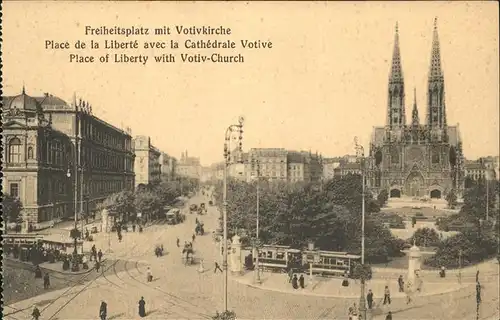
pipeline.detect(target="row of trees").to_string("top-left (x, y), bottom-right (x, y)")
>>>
top-left (213, 175), bottom-right (405, 263)
top-left (100, 177), bottom-right (199, 222)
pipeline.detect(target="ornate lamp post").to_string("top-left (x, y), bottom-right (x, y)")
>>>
top-left (67, 167), bottom-right (80, 272)
top-left (222, 116), bottom-right (244, 313)
top-left (354, 136), bottom-right (367, 320)
top-left (252, 159), bottom-right (262, 284)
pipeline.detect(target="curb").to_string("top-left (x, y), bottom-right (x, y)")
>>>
top-left (5, 256), bottom-right (102, 276)
top-left (230, 275), bottom-right (474, 299)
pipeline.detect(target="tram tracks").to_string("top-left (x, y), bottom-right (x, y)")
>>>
top-left (95, 220), bottom-right (212, 319)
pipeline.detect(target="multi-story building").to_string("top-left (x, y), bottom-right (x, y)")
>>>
top-left (368, 19), bottom-right (465, 200)
top-left (133, 136), bottom-right (161, 187)
top-left (287, 151), bottom-right (323, 183)
top-left (2, 88), bottom-right (135, 225)
top-left (322, 157), bottom-right (343, 180)
top-left (176, 151), bottom-right (202, 179)
top-left (159, 152), bottom-right (177, 182)
top-left (245, 148), bottom-right (288, 181)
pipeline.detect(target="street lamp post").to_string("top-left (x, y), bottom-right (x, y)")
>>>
top-left (253, 159), bottom-right (261, 284)
top-left (354, 136), bottom-right (367, 320)
top-left (67, 167), bottom-right (79, 272)
top-left (222, 116), bottom-right (244, 313)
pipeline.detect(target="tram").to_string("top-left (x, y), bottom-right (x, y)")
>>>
top-left (302, 250), bottom-right (361, 277)
top-left (256, 245), bottom-right (303, 273)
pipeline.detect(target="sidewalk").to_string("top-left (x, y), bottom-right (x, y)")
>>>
top-left (4, 256), bottom-right (106, 276)
top-left (231, 270), bottom-right (472, 299)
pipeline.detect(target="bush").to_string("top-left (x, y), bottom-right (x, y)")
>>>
top-left (425, 230), bottom-right (497, 268)
top-left (410, 227), bottom-right (441, 247)
top-left (212, 310), bottom-right (236, 320)
top-left (377, 189), bottom-right (389, 207)
top-left (351, 264), bottom-right (372, 280)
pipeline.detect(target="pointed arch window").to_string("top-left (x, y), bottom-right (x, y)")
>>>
top-left (390, 147), bottom-right (400, 164)
top-left (8, 138), bottom-right (22, 163)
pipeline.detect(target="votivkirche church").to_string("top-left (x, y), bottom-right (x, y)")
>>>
top-left (368, 19), bottom-right (465, 200)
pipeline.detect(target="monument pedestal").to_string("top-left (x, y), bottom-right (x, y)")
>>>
top-left (408, 243), bottom-right (422, 290)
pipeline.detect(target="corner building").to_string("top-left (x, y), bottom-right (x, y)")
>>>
top-left (2, 89), bottom-right (135, 225)
top-left (368, 19), bottom-right (465, 199)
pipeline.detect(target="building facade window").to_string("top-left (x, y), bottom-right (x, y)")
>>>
top-left (10, 183), bottom-right (20, 198)
top-left (9, 137), bottom-right (22, 163)
top-left (28, 146), bottom-right (34, 159)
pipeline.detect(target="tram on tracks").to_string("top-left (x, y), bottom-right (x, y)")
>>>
top-left (256, 245), bottom-right (302, 273)
top-left (254, 244), bottom-right (361, 277)
top-left (302, 250), bottom-right (361, 277)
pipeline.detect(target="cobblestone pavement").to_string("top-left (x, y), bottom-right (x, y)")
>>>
top-left (4, 193), bottom-right (499, 319)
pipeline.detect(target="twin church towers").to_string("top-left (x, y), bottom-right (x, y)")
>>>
top-left (369, 18), bottom-right (465, 200)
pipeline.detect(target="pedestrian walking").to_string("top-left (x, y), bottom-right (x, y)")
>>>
top-left (198, 259), bottom-right (205, 273)
top-left (299, 274), bottom-right (305, 289)
top-left (176, 238), bottom-right (180, 247)
top-left (385, 311), bottom-right (393, 320)
top-left (138, 296), bottom-right (146, 318)
top-left (32, 306), bottom-right (41, 320)
top-left (99, 301), bottom-right (107, 320)
top-left (98, 249), bottom-right (103, 262)
top-left (367, 289), bottom-right (374, 309)
top-left (91, 244), bottom-right (97, 261)
top-left (43, 273), bottom-right (50, 289)
top-left (416, 273), bottom-right (423, 293)
top-left (398, 275), bottom-right (404, 292)
top-left (292, 274), bottom-right (299, 289)
top-left (35, 265), bottom-right (42, 278)
top-left (383, 286), bottom-right (391, 305)
top-left (214, 261), bottom-right (223, 273)
top-left (476, 281), bottom-right (482, 304)
top-left (192, 234), bottom-right (196, 242)
top-left (132, 224), bottom-right (136, 232)
top-left (288, 268), bottom-right (293, 283)
top-left (146, 267), bottom-right (153, 282)
top-left (405, 280), bottom-right (413, 304)
top-left (95, 261), bottom-right (101, 273)
top-left (118, 232), bottom-right (122, 242)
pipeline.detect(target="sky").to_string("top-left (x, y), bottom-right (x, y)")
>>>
top-left (3, 1), bottom-right (499, 166)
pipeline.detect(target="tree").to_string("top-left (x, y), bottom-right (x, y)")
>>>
top-left (214, 176), bottom-right (403, 261)
top-left (134, 189), bottom-right (162, 221)
top-left (377, 189), bottom-right (389, 207)
top-left (153, 182), bottom-right (181, 207)
top-left (410, 227), bottom-right (440, 247)
top-left (446, 189), bottom-right (458, 209)
top-left (102, 191), bottom-right (135, 222)
top-left (3, 194), bottom-right (23, 224)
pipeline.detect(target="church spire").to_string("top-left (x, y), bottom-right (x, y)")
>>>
top-left (429, 17), bottom-right (443, 81)
top-left (412, 88), bottom-right (420, 126)
top-left (387, 22), bottom-right (406, 129)
top-left (427, 17), bottom-right (447, 129)
top-left (389, 22), bottom-right (404, 83)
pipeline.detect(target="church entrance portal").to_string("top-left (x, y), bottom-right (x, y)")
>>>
top-left (390, 189), bottom-right (401, 198)
top-left (405, 170), bottom-right (425, 197)
top-left (430, 189), bottom-right (442, 199)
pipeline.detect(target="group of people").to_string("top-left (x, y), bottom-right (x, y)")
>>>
top-left (287, 269), bottom-right (305, 289)
top-left (97, 297), bottom-right (148, 320)
top-left (34, 265), bottom-right (51, 289)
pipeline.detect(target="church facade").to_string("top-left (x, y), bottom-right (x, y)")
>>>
top-left (368, 19), bottom-right (465, 200)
